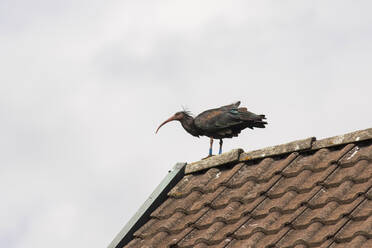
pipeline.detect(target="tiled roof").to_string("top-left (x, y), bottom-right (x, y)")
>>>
top-left (124, 128), bottom-right (372, 248)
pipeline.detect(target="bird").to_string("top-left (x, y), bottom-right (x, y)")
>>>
top-left (156, 101), bottom-right (267, 157)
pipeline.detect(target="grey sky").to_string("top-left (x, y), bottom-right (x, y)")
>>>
top-left (1, 1), bottom-right (372, 247)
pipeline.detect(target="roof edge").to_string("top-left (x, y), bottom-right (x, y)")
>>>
top-left (108, 162), bottom-right (186, 248)
top-left (186, 127), bottom-right (372, 174)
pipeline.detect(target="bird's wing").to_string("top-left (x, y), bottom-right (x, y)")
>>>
top-left (195, 104), bottom-right (267, 131)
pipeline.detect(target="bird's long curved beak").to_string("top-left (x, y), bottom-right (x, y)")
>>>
top-left (155, 115), bottom-right (178, 134)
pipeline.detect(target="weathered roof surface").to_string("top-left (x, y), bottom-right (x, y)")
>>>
top-left (124, 128), bottom-right (372, 248)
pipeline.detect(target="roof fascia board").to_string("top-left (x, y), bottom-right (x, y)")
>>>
top-left (108, 162), bottom-right (186, 248)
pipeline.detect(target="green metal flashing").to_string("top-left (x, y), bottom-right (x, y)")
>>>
top-left (108, 162), bottom-right (186, 248)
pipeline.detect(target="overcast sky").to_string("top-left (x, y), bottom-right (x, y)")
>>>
top-left (1, 1), bottom-right (372, 247)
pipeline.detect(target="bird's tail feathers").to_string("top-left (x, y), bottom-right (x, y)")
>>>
top-left (254, 114), bottom-right (267, 128)
top-left (241, 113), bottom-right (267, 128)
top-left (253, 120), bottom-right (267, 128)
top-left (238, 111), bottom-right (265, 121)
top-left (232, 106), bottom-right (267, 128)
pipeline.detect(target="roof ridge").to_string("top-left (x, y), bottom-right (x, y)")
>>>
top-left (185, 127), bottom-right (372, 174)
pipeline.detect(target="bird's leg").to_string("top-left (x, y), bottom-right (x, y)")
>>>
top-left (209, 138), bottom-right (214, 156)
top-left (202, 138), bottom-right (214, 160)
top-left (219, 139), bottom-right (223, 154)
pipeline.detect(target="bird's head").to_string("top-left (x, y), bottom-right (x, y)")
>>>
top-left (155, 111), bottom-right (191, 134)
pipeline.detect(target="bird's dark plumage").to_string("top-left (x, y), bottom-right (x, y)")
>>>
top-left (194, 101), bottom-right (267, 139)
top-left (156, 101), bottom-right (267, 156)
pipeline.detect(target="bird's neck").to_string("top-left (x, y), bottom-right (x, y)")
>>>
top-left (180, 117), bottom-right (200, 137)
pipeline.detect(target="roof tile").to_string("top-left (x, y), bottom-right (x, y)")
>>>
top-left (225, 157), bottom-right (277, 186)
top-left (194, 202), bottom-right (242, 228)
top-left (349, 198), bottom-right (372, 220)
top-left (234, 207), bottom-right (305, 238)
top-left (309, 180), bottom-right (372, 207)
top-left (192, 239), bottom-right (232, 248)
top-left (330, 235), bottom-right (372, 248)
top-left (150, 191), bottom-right (202, 219)
top-left (141, 231), bottom-right (168, 248)
top-left (138, 227), bottom-right (193, 248)
top-left (226, 227), bottom-right (290, 248)
top-left (280, 148), bottom-right (334, 176)
top-left (339, 144), bottom-right (372, 163)
top-left (179, 217), bottom-right (251, 247)
top-left (124, 238), bottom-right (143, 248)
top-left (178, 221), bottom-right (226, 247)
top-left (252, 187), bottom-right (320, 217)
top-left (292, 197), bottom-right (364, 228)
top-left (276, 219), bottom-right (348, 247)
top-left (134, 208), bottom-right (209, 239)
top-left (211, 177), bottom-right (276, 208)
top-left (168, 163), bottom-right (244, 198)
top-left (229, 153), bottom-right (299, 187)
top-left (121, 130), bottom-right (372, 248)
top-left (335, 215), bottom-right (372, 242)
top-left (150, 186), bottom-right (226, 220)
top-left (324, 160), bottom-right (372, 187)
top-left (366, 187), bottom-right (372, 199)
top-left (267, 165), bottom-right (335, 197)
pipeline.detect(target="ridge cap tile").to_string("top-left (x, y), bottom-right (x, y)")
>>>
top-left (239, 137), bottom-right (315, 161)
top-left (184, 127), bottom-right (371, 174)
top-left (240, 137), bottom-right (315, 161)
top-left (240, 127), bottom-right (372, 163)
top-left (185, 149), bottom-right (243, 174)
top-left (312, 128), bottom-right (372, 150)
